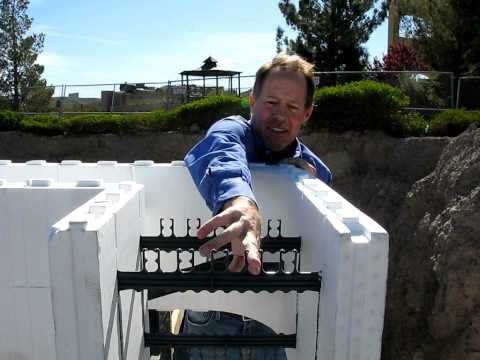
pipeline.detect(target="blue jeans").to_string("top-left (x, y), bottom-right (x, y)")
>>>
top-left (174, 310), bottom-right (288, 360)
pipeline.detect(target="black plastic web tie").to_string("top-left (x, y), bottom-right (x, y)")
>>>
top-left (119, 247), bottom-right (322, 294)
top-left (140, 218), bottom-right (301, 252)
top-left (141, 248), bottom-right (147, 273)
top-left (144, 333), bottom-right (297, 348)
top-left (279, 250), bottom-right (286, 274)
top-left (123, 217), bottom-right (320, 296)
top-left (155, 248), bottom-right (162, 273)
top-left (189, 248), bottom-right (195, 270)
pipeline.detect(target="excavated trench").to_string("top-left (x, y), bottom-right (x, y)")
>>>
top-left (2, 126), bottom-right (478, 360)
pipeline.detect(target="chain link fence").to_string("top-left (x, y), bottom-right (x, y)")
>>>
top-left (13, 75), bottom-right (256, 114)
top-left (2, 71), bottom-right (478, 115)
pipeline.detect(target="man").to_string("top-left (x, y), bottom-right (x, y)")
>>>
top-left (177, 53), bottom-right (332, 359)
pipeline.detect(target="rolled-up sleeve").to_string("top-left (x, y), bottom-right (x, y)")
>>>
top-left (184, 121), bottom-right (255, 214)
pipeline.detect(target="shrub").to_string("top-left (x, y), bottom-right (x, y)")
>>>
top-left (20, 114), bottom-right (65, 135)
top-left (175, 95), bottom-right (246, 131)
top-left (0, 95), bottom-right (249, 135)
top-left (0, 111), bottom-right (24, 131)
top-left (429, 109), bottom-right (480, 136)
top-left (387, 112), bottom-right (428, 137)
top-left (146, 109), bottom-right (178, 131)
top-left (309, 80), bottom-right (410, 132)
top-left (64, 113), bottom-right (148, 135)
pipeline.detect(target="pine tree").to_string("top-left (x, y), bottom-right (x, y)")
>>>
top-left (0, 0), bottom-right (49, 111)
top-left (276, 0), bottom-right (387, 71)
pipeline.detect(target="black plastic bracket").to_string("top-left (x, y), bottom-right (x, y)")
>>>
top-left (139, 218), bottom-right (301, 251)
top-left (118, 269), bottom-right (321, 293)
top-left (144, 333), bottom-right (297, 348)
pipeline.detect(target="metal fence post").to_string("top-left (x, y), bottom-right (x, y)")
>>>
top-left (111, 84), bottom-right (116, 113)
top-left (60, 84), bottom-right (66, 117)
top-left (451, 73), bottom-right (455, 108)
top-left (167, 81), bottom-right (171, 109)
top-left (456, 77), bottom-right (462, 109)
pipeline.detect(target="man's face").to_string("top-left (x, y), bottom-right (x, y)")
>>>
top-left (250, 69), bottom-right (313, 152)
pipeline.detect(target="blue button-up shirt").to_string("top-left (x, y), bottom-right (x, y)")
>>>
top-left (184, 116), bottom-right (332, 214)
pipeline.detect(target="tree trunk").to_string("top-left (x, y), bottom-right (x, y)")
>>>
top-left (12, 62), bottom-right (20, 111)
top-left (10, 2), bottom-right (20, 111)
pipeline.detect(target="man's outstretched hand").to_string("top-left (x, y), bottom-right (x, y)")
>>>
top-left (197, 196), bottom-right (261, 275)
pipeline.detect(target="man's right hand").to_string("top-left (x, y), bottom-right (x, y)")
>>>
top-left (197, 196), bottom-right (262, 275)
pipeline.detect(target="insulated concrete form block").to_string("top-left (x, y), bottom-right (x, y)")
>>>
top-left (147, 165), bottom-right (308, 351)
top-left (0, 186), bottom-right (102, 288)
top-left (0, 185), bottom-right (102, 360)
top-left (134, 164), bottom-right (211, 236)
top-left (58, 161), bottom-right (134, 183)
top-left (298, 178), bottom-right (389, 360)
top-left (118, 290), bottom-right (147, 360)
top-left (50, 222), bottom-right (110, 359)
top-left (110, 182), bottom-right (143, 271)
top-left (0, 161), bottom-right (59, 182)
top-left (0, 287), bottom-right (31, 360)
top-left (133, 163), bottom-right (210, 236)
top-left (28, 287), bottom-right (57, 359)
top-left (0, 287), bottom-right (56, 360)
top-left (49, 183), bottom-right (147, 360)
top-left (0, 187), bottom-right (17, 288)
top-left (294, 187), bottom-right (351, 360)
top-left (147, 165), bottom-right (388, 360)
top-left (108, 182), bottom-right (146, 359)
top-left (0, 161), bottom-right (388, 360)
top-left (249, 164), bottom-right (306, 237)
top-left (149, 166), bottom-right (345, 360)
top-left (296, 292), bottom-right (321, 360)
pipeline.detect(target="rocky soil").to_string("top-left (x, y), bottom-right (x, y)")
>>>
top-left (380, 126), bottom-right (480, 360)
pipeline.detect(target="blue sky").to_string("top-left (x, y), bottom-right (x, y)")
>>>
top-left (29, 0), bottom-right (388, 95)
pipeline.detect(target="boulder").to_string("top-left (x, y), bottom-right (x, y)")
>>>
top-left (383, 125), bottom-right (480, 360)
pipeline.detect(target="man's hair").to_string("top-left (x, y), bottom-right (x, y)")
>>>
top-left (252, 53), bottom-right (315, 108)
